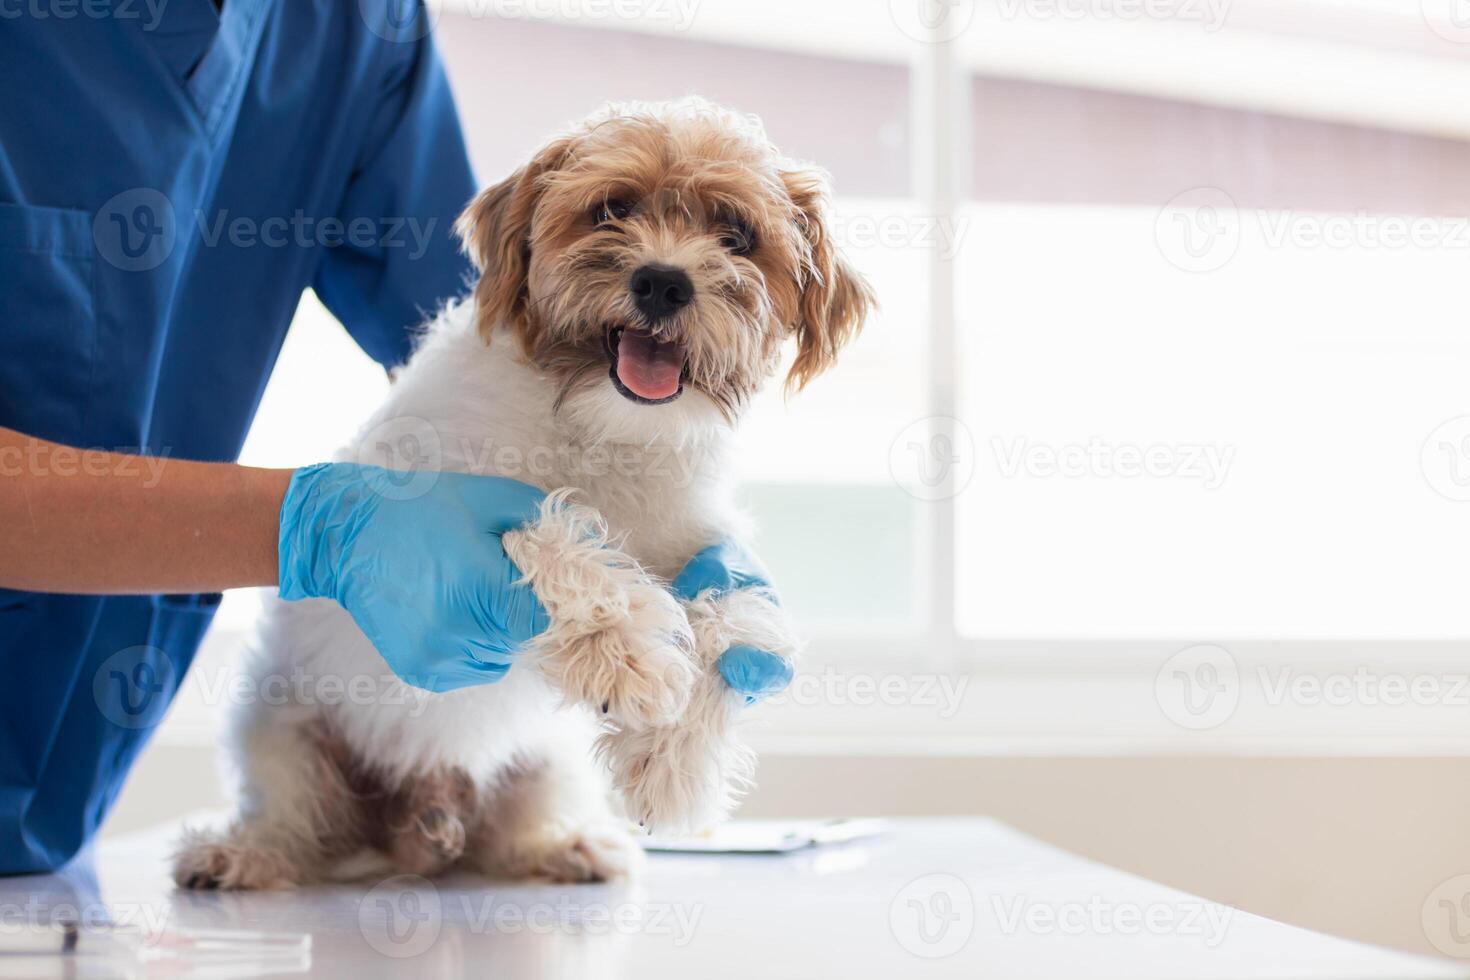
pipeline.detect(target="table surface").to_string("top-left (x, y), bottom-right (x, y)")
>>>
top-left (3, 816), bottom-right (1466, 980)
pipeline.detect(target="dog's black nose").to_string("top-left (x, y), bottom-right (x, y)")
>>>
top-left (630, 265), bottom-right (693, 323)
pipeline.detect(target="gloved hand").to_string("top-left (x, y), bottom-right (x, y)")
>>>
top-left (277, 462), bottom-right (549, 692)
top-left (672, 540), bottom-right (794, 703)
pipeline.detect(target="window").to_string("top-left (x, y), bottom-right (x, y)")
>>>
top-left (184, 1), bottom-right (1470, 752)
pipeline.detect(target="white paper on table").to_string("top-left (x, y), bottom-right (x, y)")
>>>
top-left (641, 817), bottom-right (888, 853)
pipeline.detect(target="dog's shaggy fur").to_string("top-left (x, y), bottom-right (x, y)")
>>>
top-left (174, 99), bottom-right (873, 889)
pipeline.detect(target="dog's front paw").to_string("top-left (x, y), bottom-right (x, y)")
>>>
top-left (172, 829), bottom-right (298, 891)
top-left (598, 700), bottom-right (754, 833)
top-left (504, 501), bottom-right (696, 728)
top-left (553, 582), bottom-right (695, 729)
top-left (601, 588), bottom-right (790, 832)
top-left (531, 574), bottom-right (696, 729)
top-left (583, 579), bottom-right (696, 728)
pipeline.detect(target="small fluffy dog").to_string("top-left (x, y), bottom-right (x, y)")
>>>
top-left (174, 99), bottom-right (873, 889)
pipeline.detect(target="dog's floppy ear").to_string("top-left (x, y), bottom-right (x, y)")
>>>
top-left (456, 136), bottom-right (577, 344)
top-left (781, 165), bottom-right (875, 391)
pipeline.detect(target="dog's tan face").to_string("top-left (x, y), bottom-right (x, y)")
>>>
top-left (457, 101), bottom-right (873, 436)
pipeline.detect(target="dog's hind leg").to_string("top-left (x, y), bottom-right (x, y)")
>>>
top-left (368, 767), bottom-right (478, 878)
top-left (463, 734), bottom-right (642, 883)
top-left (173, 715), bottom-right (361, 890)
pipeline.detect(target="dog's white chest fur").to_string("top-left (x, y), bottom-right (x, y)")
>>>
top-left (253, 301), bottom-right (743, 780)
top-left (358, 301), bottom-right (740, 578)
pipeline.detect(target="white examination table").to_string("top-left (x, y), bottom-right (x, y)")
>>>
top-left (1, 817), bottom-right (1463, 979)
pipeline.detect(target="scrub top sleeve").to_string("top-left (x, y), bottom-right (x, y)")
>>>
top-left (312, 29), bottom-right (477, 371)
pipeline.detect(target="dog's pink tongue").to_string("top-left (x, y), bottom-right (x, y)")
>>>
top-left (616, 330), bottom-right (685, 400)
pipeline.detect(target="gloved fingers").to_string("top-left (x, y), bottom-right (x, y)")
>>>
top-left (461, 636), bottom-right (517, 672)
top-left (480, 541), bottom-right (551, 642)
top-left (280, 463), bottom-right (560, 694)
top-left (672, 540), bottom-right (773, 601)
top-left (477, 477), bottom-right (552, 534)
top-left (717, 644), bottom-right (794, 702)
top-left (398, 640), bottom-right (514, 693)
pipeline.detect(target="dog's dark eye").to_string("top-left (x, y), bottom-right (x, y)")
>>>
top-left (717, 215), bottom-right (756, 256)
top-left (593, 198), bottom-right (634, 228)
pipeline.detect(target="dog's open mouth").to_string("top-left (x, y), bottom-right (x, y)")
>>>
top-left (605, 325), bottom-right (688, 404)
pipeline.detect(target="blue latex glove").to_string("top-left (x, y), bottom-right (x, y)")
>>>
top-left (672, 540), bottom-right (794, 703)
top-left (278, 463), bottom-right (549, 692)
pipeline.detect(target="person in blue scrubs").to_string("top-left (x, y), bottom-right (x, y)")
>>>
top-left (0, 0), bottom-right (791, 875)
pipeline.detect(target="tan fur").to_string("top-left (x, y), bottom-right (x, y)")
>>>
top-left (456, 101), bottom-right (874, 412)
top-left (781, 168), bottom-right (876, 391)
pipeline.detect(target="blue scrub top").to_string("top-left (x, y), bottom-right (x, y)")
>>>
top-left (0, 0), bottom-right (477, 873)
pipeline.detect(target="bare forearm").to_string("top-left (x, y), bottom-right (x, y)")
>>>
top-left (0, 427), bottom-right (293, 594)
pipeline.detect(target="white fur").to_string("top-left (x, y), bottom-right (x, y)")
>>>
top-left (174, 300), bottom-right (799, 888)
